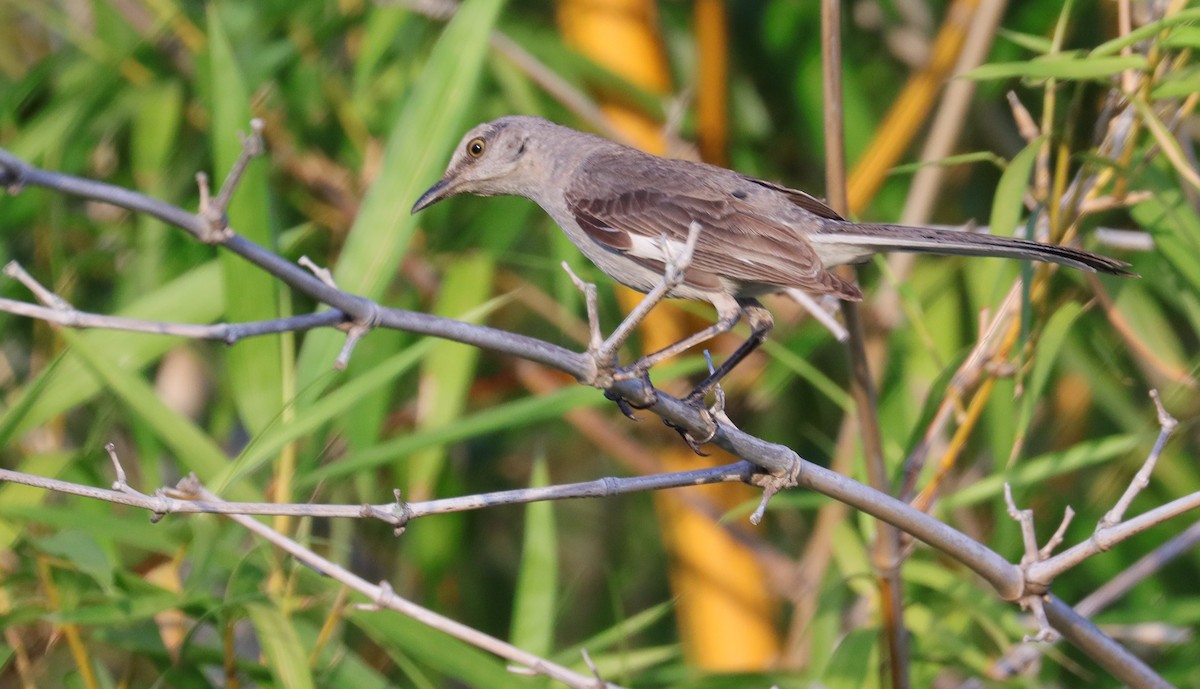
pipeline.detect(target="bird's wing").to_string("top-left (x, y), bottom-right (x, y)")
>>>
top-left (740, 176), bottom-right (846, 221)
top-left (564, 161), bottom-right (861, 300)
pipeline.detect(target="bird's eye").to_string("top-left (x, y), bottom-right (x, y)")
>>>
top-left (466, 138), bottom-right (486, 158)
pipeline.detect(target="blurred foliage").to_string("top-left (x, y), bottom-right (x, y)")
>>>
top-left (0, 1), bottom-right (1198, 687)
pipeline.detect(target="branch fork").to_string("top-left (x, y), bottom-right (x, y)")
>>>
top-left (196, 118), bottom-right (266, 244)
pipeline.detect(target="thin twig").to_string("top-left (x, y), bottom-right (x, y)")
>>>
top-left (181, 480), bottom-right (624, 689)
top-left (1100, 390), bottom-right (1179, 528)
top-left (984, 520), bottom-right (1200, 682)
top-left (0, 456), bottom-right (755, 531)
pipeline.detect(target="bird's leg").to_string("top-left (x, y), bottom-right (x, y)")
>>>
top-left (664, 351), bottom-right (731, 455)
top-left (684, 299), bottom-right (774, 406)
top-left (561, 261), bottom-right (614, 377)
top-left (598, 222), bottom-right (702, 379)
top-left (562, 262), bottom-right (650, 417)
top-left (615, 301), bottom-right (742, 380)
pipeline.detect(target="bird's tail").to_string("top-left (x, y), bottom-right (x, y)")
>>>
top-left (810, 223), bottom-right (1136, 276)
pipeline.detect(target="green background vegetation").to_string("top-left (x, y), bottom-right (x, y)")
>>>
top-left (0, 1), bottom-right (1197, 687)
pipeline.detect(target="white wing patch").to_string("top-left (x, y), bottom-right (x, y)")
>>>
top-left (625, 231), bottom-right (690, 264)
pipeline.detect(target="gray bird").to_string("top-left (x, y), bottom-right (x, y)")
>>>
top-left (412, 115), bottom-right (1132, 403)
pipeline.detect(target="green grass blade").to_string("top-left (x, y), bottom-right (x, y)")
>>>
top-left (964, 54), bottom-right (1147, 81)
top-left (1012, 301), bottom-right (1083, 459)
top-left (300, 384), bottom-right (605, 487)
top-left (58, 328), bottom-right (251, 500)
top-left (940, 434), bottom-right (1146, 509)
top-left (207, 6), bottom-right (285, 435)
top-left (246, 602), bottom-right (316, 689)
top-left (509, 453), bottom-right (558, 656)
top-left (989, 137), bottom-right (1042, 239)
top-left (407, 252), bottom-right (494, 497)
top-left (4, 263), bottom-right (224, 439)
top-left (295, 0), bottom-right (505, 392)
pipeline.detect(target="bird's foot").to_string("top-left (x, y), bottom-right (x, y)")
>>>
top-left (603, 368), bottom-right (658, 420)
top-left (665, 376), bottom-right (730, 456)
top-left (664, 406), bottom-right (718, 456)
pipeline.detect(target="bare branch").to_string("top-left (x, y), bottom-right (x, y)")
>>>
top-left (211, 118), bottom-right (266, 216)
top-left (1026, 392), bottom-right (1190, 585)
top-left (0, 455), bottom-right (756, 530)
top-left (984, 520), bottom-right (1200, 682)
top-left (1004, 483), bottom-right (1057, 642)
top-left (0, 293), bottom-right (345, 344)
top-left (1043, 596), bottom-right (1175, 689)
top-left (1101, 390), bottom-right (1179, 528)
top-left (180, 478), bottom-right (626, 689)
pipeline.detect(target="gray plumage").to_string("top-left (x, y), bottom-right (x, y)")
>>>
top-left (413, 116), bottom-right (1130, 301)
top-left (412, 116), bottom-right (1132, 397)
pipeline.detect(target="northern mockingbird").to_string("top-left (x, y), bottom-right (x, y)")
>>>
top-left (412, 116), bottom-right (1132, 403)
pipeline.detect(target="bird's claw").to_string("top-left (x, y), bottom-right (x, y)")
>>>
top-left (665, 384), bottom-right (725, 455)
top-left (603, 368), bottom-right (658, 420)
top-left (664, 408), bottom-right (717, 456)
top-left (604, 389), bottom-right (640, 420)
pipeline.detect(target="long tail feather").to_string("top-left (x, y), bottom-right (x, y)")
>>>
top-left (811, 223), bottom-right (1136, 276)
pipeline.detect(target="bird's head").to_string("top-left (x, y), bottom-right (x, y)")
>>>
top-left (412, 116), bottom-right (552, 213)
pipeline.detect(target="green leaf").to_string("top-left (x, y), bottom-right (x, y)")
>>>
top-left (963, 54), bottom-right (1147, 81)
top-left (130, 81), bottom-right (183, 293)
top-left (3, 263), bottom-right (225, 440)
top-left (889, 151), bottom-right (1008, 175)
top-left (1090, 7), bottom-right (1200, 56)
top-left (940, 434), bottom-right (1146, 508)
top-left (989, 137), bottom-right (1042, 240)
top-left (996, 28), bottom-right (1054, 54)
top-left (1131, 162), bottom-right (1200, 294)
top-left (33, 530), bottom-right (114, 592)
top-left (207, 6), bottom-right (285, 435)
top-left (1012, 301), bottom-right (1083, 459)
top-left (295, 0), bottom-right (505, 393)
top-left (300, 383), bottom-right (605, 486)
top-left (509, 453), bottom-right (557, 656)
top-left (407, 252), bottom-right (495, 497)
top-left (823, 628), bottom-right (880, 689)
top-left (0, 451), bottom-right (74, 549)
top-left (351, 607), bottom-right (528, 689)
top-left (222, 338), bottom-right (436, 491)
top-left (59, 328), bottom-right (253, 501)
top-left (246, 602), bottom-right (316, 689)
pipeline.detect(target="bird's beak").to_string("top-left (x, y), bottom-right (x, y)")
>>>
top-left (411, 178), bottom-right (453, 214)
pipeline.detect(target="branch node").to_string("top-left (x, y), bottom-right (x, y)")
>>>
top-left (355, 580), bottom-right (397, 612)
top-left (1021, 595), bottom-right (1058, 643)
top-left (391, 489), bottom-right (410, 536)
top-left (5, 261), bottom-right (75, 315)
top-left (0, 154), bottom-right (26, 194)
top-left (300, 256), bottom-right (338, 289)
top-left (1099, 389), bottom-right (1178, 529)
top-left (335, 299), bottom-right (383, 370)
top-left (174, 473), bottom-right (203, 497)
top-left (580, 648), bottom-right (607, 688)
top-left (195, 172), bottom-right (231, 244)
top-left (104, 443), bottom-right (129, 490)
top-left (749, 462), bottom-right (801, 525)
